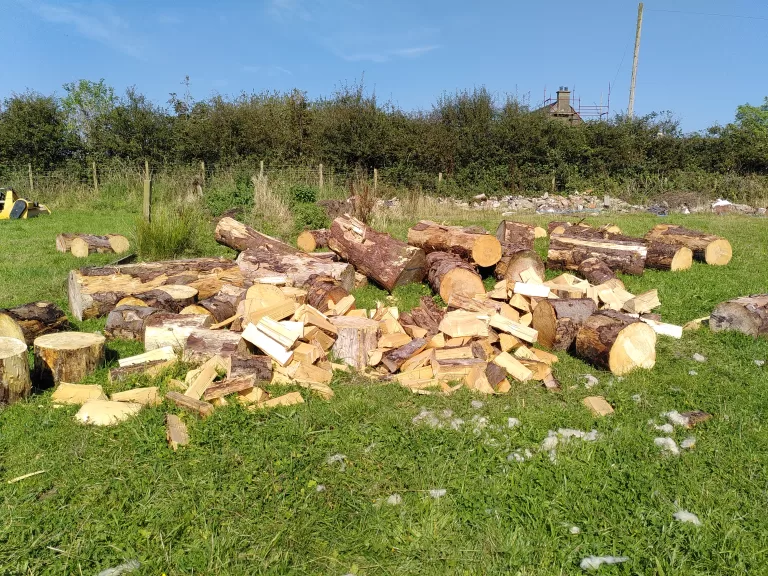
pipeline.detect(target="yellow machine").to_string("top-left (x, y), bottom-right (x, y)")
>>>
top-left (0, 188), bottom-right (51, 219)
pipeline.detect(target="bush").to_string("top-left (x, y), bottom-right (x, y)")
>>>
top-left (292, 202), bottom-right (329, 234)
top-left (288, 184), bottom-right (318, 206)
top-left (204, 180), bottom-right (253, 217)
top-left (133, 204), bottom-right (210, 260)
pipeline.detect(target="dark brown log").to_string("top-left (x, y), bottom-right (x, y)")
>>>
top-left (495, 249), bottom-right (545, 283)
top-left (532, 298), bottom-right (597, 350)
top-left (165, 391), bottom-right (214, 418)
top-left (485, 362), bottom-right (507, 387)
top-left (645, 224), bottom-right (731, 266)
top-left (137, 286), bottom-right (198, 314)
top-left (105, 305), bottom-right (159, 340)
top-left (56, 233), bottom-right (129, 256)
top-left (305, 275), bottom-right (350, 313)
top-left (710, 294), bottom-right (768, 337)
top-left (236, 249), bottom-right (355, 292)
top-left (0, 302), bottom-right (70, 345)
top-left (426, 252), bottom-right (485, 302)
top-left (68, 258), bottom-right (243, 321)
top-left (381, 337), bottom-right (428, 372)
top-left (228, 353), bottom-right (272, 381)
top-left (548, 229), bottom-right (647, 276)
top-left (296, 229), bottom-right (329, 252)
top-left (203, 376), bottom-right (257, 400)
top-left (184, 329), bottom-right (242, 363)
top-left (495, 221), bottom-right (535, 251)
top-left (575, 310), bottom-right (656, 375)
top-left (197, 284), bottom-right (246, 323)
top-left (645, 242), bottom-right (693, 271)
top-left (408, 296), bottom-right (445, 333)
top-left (328, 216), bottom-right (427, 291)
top-left (578, 257), bottom-right (616, 285)
top-left (407, 220), bottom-right (502, 267)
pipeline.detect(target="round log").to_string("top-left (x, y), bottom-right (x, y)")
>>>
top-left (495, 221), bottom-right (535, 251)
top-left (197, 284), bottom-right (246, 323)
top-left (116, 296), bottom-right (147, 308)
top-left (575, 310), bottom-right (656, 375)
top-left (710, 294), bottom-right (768, 337)
top-left (143, 313), bottom-right (214, 351)
top-left (645, 224), bottom-right (731, 266)
top-left (426, 251), bottom-right (484, 303)
top-left (548, 229), bottom-right (647, 276)
top-left (0, 337), bottom-right (32, 404)
top-left (297, 229), bottom-right (329, 252)
top-left (578, 257), bottom-right (616, 285)
top-left (0, 302), bottom-right (70, 345)
top-left (645, 242), bottom-right (693, 271)
top-left (33, 332), bottom-right (105, 387)
top-left (407, 220), bottom-right (502, 267)
top-left (495, 249), bottom-right (545, 283)
top-left (70, 234), bottom-right (130, 258)
top-left (215, 216), bottom-right (296, 255)
top-left (139, 285), bottom-right (198, 313)
top-left (306, 275), bottom-right (350, 313)
top-left (237, 249), bottom-right (355, 292)
top-left (331, 316), bottom-right (379, 370)
top-left (105, 305), bottom-right (159, 340)
top-left (532, 298), bottom-right (597, 350)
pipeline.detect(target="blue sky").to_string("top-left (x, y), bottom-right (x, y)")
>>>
top-left (2, 0), bottom-right (767, 132)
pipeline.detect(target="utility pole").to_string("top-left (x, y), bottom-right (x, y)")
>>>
top-left (628, 2), bottom-right (644, 120)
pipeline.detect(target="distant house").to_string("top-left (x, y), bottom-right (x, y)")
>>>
top-left (537, 87), bottom-right (583, 125)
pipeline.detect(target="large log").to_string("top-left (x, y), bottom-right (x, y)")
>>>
top-left (305, 275), bottom-right (350, 313)
top-left (548, 229), bottom-right (647, 276)
top-left (0, 302), bottom-right (70, 345)
top-left (329, 216), bottom-right (427, 291)
top-left (33, 332), bottom-right (105, 387)
top-left (495, 221), bottom-right (535, 252)
top-left (645, 242), bottom-right (693, 271)
top-left (144, 313), bottom-right (214, 351)
top-left (331, 316), bottom-right (379, 369)
top-left (105, 305), bottom-right (159, 340)
top-left (645, 224), bottom-right (731, 266)
top-left (68, 257), bottom-right (243, 321)
top-left (56, 233), bottom-right (130, 256)
top-left (296, 229), bottom-right (329, 252)
top-left (577, 257), bottom-right (616, 285)
top-left (137, 285), bottom-right (198, 313)
top-left (214, 217), bottom-right (295, 255)
top-left (426, 252), bottom-right (484, 303)
top-left (197, 284), bottom-right (245, 323)
top-left (407, 220), bottom-right (502, 267)
top-left (575, 310), bottom-right (656, 375)
top-left (710, 294), bottom-right (768, 337)
top-left (495, 249), bottom-right (545, 283)
top-left (532, 298), bottom-right (597, 350)
top-left (184, 329), bottom-right (242, 363)
top-left (236, 250), bottom-right (355, 292)
top-left (0, 337), bottom-right (32, 404)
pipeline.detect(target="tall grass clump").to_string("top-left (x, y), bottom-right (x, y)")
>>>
top-left (250, 175), bottom-right (293, 239)
top-left (133, 204), bottom-right (211, 260)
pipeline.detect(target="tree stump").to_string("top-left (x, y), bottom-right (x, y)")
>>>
top-left (645, 242), bottom-right (693, 271)
top-left (495, 220), bottom-right (535, 251)
top-left (407, 220), bottom-right (502, 267)
top-left (331, 316), bottom-right (379, 370)
top-left (575, 310), bottom-right (656, 375)
top-left (329, 216), bottom-right (426, 291)
top-left (0, 302), bottom-right (70, 345)
top-left (297, 229), bottom-right (329, 252)
top-left (33, 332), bottom-right (105, 387)
top-left (710, 294), bottom-right (768, 337)
top-left (144, 313), bottom-right (214, 351)
top-left (305, 275), bottom-right (350, 313)
top-left (577, 257), bottom-right (616, 285)
top-left (56, 233), bottom-right (130, 256)
top-left (495, 249), bottom-right (545, 283)
top-left (0, 337), bottom-right (32, 404)
top-left (532, 298), bottom-right (597, 350)
top-left (105, 305), bottom-right (159, 340)
top-left (426, 251), bottom-right (484, 303)
top-left (645, 224), bottom-right (731, 265)
top-left (548, 229), bottom-right (647, 275)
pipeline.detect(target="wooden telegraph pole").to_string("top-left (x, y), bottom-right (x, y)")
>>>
top-left (628, 2), bottom-right (644, 120)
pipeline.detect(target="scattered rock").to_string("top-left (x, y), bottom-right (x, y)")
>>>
top-left (583, 374), bottom-right (599, 389)
top-left (680, 436), bottom-right (696, 449)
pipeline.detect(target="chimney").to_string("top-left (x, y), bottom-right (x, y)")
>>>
top-left (556, 86), bottom-right (571, 113)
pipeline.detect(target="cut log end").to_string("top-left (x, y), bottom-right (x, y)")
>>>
top-left (609, 322), bottom-right (657, 375)
top-left (33, 331), bottom-right (106, 387)
top-left (670, 246), bottom-right (693, 271)
top-left (710, 296), bottom-right (768, 337)
top-left (471, 235), bottom-right (503, 267)
top-left (0, 314), bottom-right (25, 343)
top-left (706, 239), bottom-right (732, 266)
top-left (440, 267), bottom-right (485, 302)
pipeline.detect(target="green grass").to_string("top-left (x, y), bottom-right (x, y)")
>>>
top-left (2, 210), bottom-right (768, 574)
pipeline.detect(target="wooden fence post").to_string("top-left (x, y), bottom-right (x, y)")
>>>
top-left (92, 161), bottom-right (99, 193)
top-left (28, 163), bottom-right (34, 193)
top-left (259, 160), bottom-right (264, 179)
top-left (438, 172), bottom-right (443, 184)
top-left (319, 163), bottom-right (324, 189)
top-left (373, 168), bottom-right (378, 191)
top-left (200, 161), bottom-right (205, 185)
top-left (143, 160), bottom-right (152, 222)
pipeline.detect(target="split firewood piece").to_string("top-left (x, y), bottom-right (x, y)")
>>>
top-left (400, 348), bottom-right (436, 373)
top-left (486, 280), bottom-right (508, 300)
top-left (241, 324), bottom-right (293, 366)
top-left (542, 371), bottom-right (561, 390)
top-left (518, 359), bottom-right (551, 381)
top-left (683, 316), bottom-right (709, 331)
top-left (447, 294), bottom-right (502, 315)
top-left (435, 346), bottom-right (474, 361)
top-left (104, 306), bottom-right (158, 341)
top-left (51, 382), bottom-right (106, 405)
top-left (237, 386), bottom-right (269, 405)
top-left (0, 337), bottom-right (32, 404)
top-left (645, 242), bottom-right (693, 271)
top-left (184, 356), bottom-right (224, 400)
top-left (111, 387), bottom-right (161, 406)
top-left (183, 329), bottom-right (241, 363)
top-left (293, 342), bottom-right (323, 365)
top-left (425, 251), bottom-right (485, 302)
top-left (548, 228), bottom-right (648, 276)
top-left (109, 359), bottom-right (175, 383)
top-left (237, 249), bottom-right (355, 292)
top-left (484, 362), bottom-right (509, 390)
top-left (296, 229), bottom-right (329, 252)
top-left (56, 233), bottom-right (130, 257)
top-left (434, 358), bottom-right (484, 381)
top-left (492, 351), bottom-right (533, 382)
top-left (438, 311), bottom-right (489, 338)
top-left (329, 216), bottom-right (427, 291)
top-left (228, 353), bottom-right (272, 382)
top-left (470, 339), bottom-right (496, 361)
top-left (407, 220), bottom-right (502, 267)
top-left (381, 338), bottom-right (428, 373)
top-left (577, 257), bottom-right (616, 285)
top-left (67, 257), bottom-right (243, 321)
top-left (280, 286), bottom-right (308, 304)
top-left (531, 348), bottom-right (559, 365)
top-left (302, 326), bottom-right (335, 351)
top-left (583, 395), bottom-right (614, 417)
top-left (203, 376), bottom-right (256, 401)
top-left (575, 310), bottom-right (656, 375)
top-left (243, 299), bottom-right (298, 326)
top-left (379, 333), bottom-right (412, 349)
top-left (623, 289), bottom-right (660, 315)
top-left (255, 391), bottom-right (304, 409)
top-left (513, 282), bottom-right (550, 298)
top-left (294, 304), bottom-right (338, 335)
top-left (166, 391), bottom-right (214, 418)
top-left (495, 221), bottom-right (535, 252)
top-left (33, 332), bottom-right (105, 387)
top-left (118, 346), bottom-right (176, 368)
top-left (255, 316), bottom-right (303, 349)
top-left (143, 312), bottom-right (213, 351)
top-left (645, 224), bottom-right (732, 266)
top-left (395, 366), bottom-right (437, 390)
top-left (465, 363), bottom-right (495, 394)
top-left (331, 316), bottom-right (380, 370)
top-left (710, 294), bottom-right (768, 337)
top-left (75, 399), bottom-right (142, 425)
top-left (532, 298), bottom-right (597, 350)
top-left (196, 284), bottom-right (246, 323)
top-left (166, 414), bottom-right (189, 450)
top-left (305, 275), bottom-right (350, 313)
top-left (489, 314), bottom-right (538, 343)
top-left (639, 317), bottom-right (683, 339)
top-left (0, 302), bottom-right (70, 345)
top-left (509, 293), bottom-right (531, 313)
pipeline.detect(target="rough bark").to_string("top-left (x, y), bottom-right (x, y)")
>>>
top-left (0, 337), bottom-right (32, 404)
top-left (305, 275), bottom-right (350, 313)
top-left (183, 329), bottom-right (242, 363)
top-left (407, 220), bottom-right (502, 267)
top-left (0, 302), bottom-right (70, 345)
top-left (645, 242), bottom-right (693, 271)
top-left (495, 249), bottom-right (545, 283)
top-left (578, 257), bottom-right (616, 285)
top-left (229, 353), bottom-right (273, 381)
top-left (495, 221), bottom-right (535, 252)
top-left (407, 296), bottom-right (445, 333)
top-left (214, 216), bottom-right (296, 255)
top-left (297, 229), bottom-right (329, 252)
top-left (645, 224), bottom-right (732, 265)
top-left (33, 332), bottom-right (105, 387)
top-left (105, 305), bottom-right (159, 340)
top-left (236, 250), bottom-right (355, 292)
top-left (329, 216), bottom-right (427, 291)
top-left (426, 251), bottom-right (485, 302)
top-left (548, 229), bottom-right (647, 276)
top-left (138, 285), bottom-right (198, 313)
top-left (331, 316), bottom-right (379, 370)
top-left (381, 338), bottom-right (428, 373)
top-left (56, 233), bottom-right (129, 256)
top-left (575, 310), bottom-right (656, 375)
top-left (143, 313), bottom-right (214, 351)
top-left (197, 284), bottom-right (245, 323)
top-left (532, 298), bottom-right (597, 350)
top-left (710, 294), bottom-right (768, 337)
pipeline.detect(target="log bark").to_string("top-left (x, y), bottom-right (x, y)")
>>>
top-left (33, 332), bottom-right (105, 387)
top-left (136, 285), bottom-right (198, 314)
top-left (229, 353), bottom-right (272, 381)
top-left (105, 305), bottom-right (159, 340)
top-left (329, 216), bottom-right (427, 291)
top-left (197, 284), bottom-right (245, 323)
top-left (305, 275), bottom-right (351, 313)
top-left (183, 329), bottom-right (242, 363)
top-left (407, 220), bottom-right (502, 267)
top-left (382, 338), bottom-right (428, 373)
top-left (645, 241), bottom-right (693, 271)
top-left (645, 224), bottom-right (732, 265)
top-left (236, 250), bottom-right (355, 292)
top-left (575, 310), bottom-right (656, 375)
top-left (532, 298), bottom-right (597, 350)
top-left (406, 296), bottom-right (445, 334)
top-left (426, 252), bottom-right (485, 302)
top-left (577, 257), bottom-right (616, 285)
top-left (331, 316), bottom-right (379, 369)
top-left (495, 249), bottom-right (545, 283)
top-left (495, 221), bottom-right (535, 252)
top-left (297, 229), bottom-right (329, 252)
top-left (68, 257), bottom-right (243, 321)
top-left (0, 337), bottom-right (32, 404)
top-left (0, 302), bottom-right (70, 345)
top-left (109, 358), bottom-right (175, 383)
top-left (143, 313), bottom-right (214, 351)
top-left (214, 217), bottom-right (296, 255)
top-left (547, 221), bottom-right (593, 235)
top-left (548, 229), bottom-right (647, 276)
top-left (56, 233), bottom-right (130, 256)
top-left (710, 294), bottom-right (768, 337)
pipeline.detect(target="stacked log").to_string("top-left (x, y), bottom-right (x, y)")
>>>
top-left (0, 302), bottom-right (70, 345)
top-left (495, 250), bottom-right (545, 284)
top-left (495, 221), bottom-right (535, 253)
top-left (408, 221), bottom-right (502, 267)
top-left (575, 310), bottom-right (656, 375)
top-left (297, 229), bottom-right (329, 252)
top-left (143, 313), bottom-right (214, 351)
top-left (197, 284), bottom-right (245, 323)
top-left (425, 252), bottom-right (485, 302)
top-left (645, 224), bottom-right (732, 266)
top-left (645, 242), bottom-right (693, 271)
top-left (56, 233), bottom-right (130, 257)
top-left (305, 275), bottom-right (350, 313)
top-left (710, 294), bottom-right (768, 337)
top-left (548, 228), bottom-right (647, 276)
top-left (105, 305), bottom-right (159, 340)
top-left (578, 257), bottom-right (617, 285)
top-left (0, 337), bottom-right (32, 404)
top-left (532, 298), bottom-right (597, 350)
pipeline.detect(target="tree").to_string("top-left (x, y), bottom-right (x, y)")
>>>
top-left (61, 79), bottom-right (117, 153)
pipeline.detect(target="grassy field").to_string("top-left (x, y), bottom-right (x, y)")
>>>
top-left (1, 209), bottom-right (768, 575)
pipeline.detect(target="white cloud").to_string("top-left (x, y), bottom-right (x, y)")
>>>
top-left (339, 44), bottom-right (440, 63)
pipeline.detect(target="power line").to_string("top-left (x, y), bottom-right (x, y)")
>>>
top-left (646, 8), bottom-right (768, 21)
top-left (611, 41), bottom-right (630, 89)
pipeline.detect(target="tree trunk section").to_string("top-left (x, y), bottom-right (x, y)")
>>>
top-left (214, 217), bottom-right (295, 255)
top-left (138, 285), bottom-right (198, 313)
top-left (297, 229), bottom-right (329, 252)
top-left (575, 310), bottom-right (656, 375)
top-left (408, 220), bottom-right (502, 267)
top-left (645, 242), bottom-right (693, 271)
top-left (184, 329), bottom-right (242, 363)
top-left (0, 337), bottom-right (32, 404)
top-left (56, 233), bottom-right (129, 255)
top-left (236, 250), bottom-right (354, 292)
top-left (0, 302), bottom-right (70, 345)
top-left (144, 313), bottom-right (214, 351)
top-left (329, 216), bottom-right (426, 291)
top-left (33, 332), bottom-right (105, 387)
top-left (548, 229), bottom-right (647, 275)
top-left (710, 294), bottom-right (768, 337)
top-left (305, 275), bottom-right (351, 313)
top-left (495, 249), bottom-right (545, 283)
top-left (495, 221), bottom-right (535, 251)
top-left (578, 257), bottom-right (616, 285)
top-left (426, 252), bottom-right (485, 303)
top-left (331, 316), bottom-right (379, 370)
top-left (197, 284), bottom-right (245, 323)
top-left (532, 298), bottom-right (597, 350)
top-left (105, 305), bottom-right (159, 340)
top-left (68, 257), bottom-right (243, 321)
top-left (645, 224), bottom-right (731, 265)
top-left (381, 338), bottom-right (428, 373)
